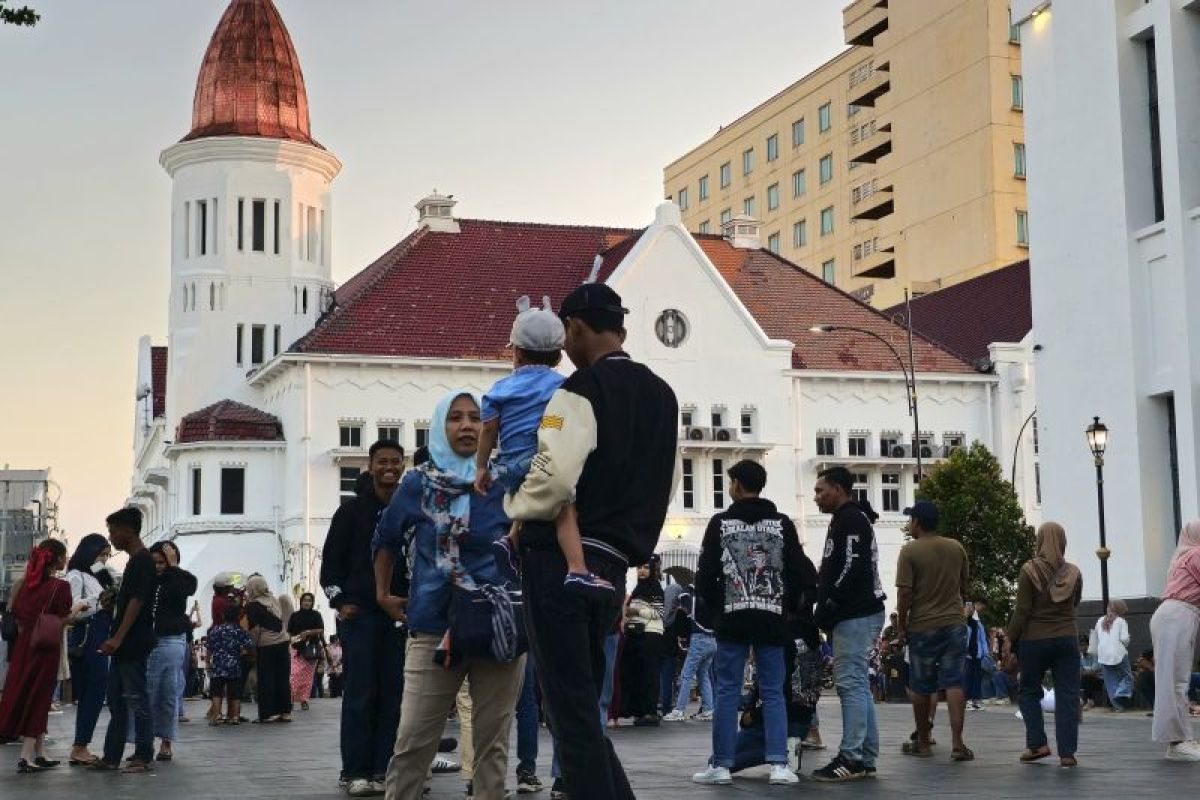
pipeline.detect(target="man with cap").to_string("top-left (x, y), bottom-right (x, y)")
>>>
top-left (507, 283), bottom-right (678, 800)
top-left (894, 500), bottom-right (973, 762)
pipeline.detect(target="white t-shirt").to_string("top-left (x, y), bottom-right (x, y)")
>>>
top-left (1092, 617), bottom-right (1130, 666)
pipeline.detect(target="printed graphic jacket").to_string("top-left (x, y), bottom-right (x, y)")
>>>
top-left (506, 351), bottom-right (679, 567)
top-left (815, 501), bottom-right (886, 629)
top-left (695, 497), bottom-right (818, 646)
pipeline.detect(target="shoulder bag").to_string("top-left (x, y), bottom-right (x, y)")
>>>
top-left (435, 583), bottom-right (528, 669)
top-left (31, 583), bottom-right (65, 653)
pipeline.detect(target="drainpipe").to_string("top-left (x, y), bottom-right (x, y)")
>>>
top-left (303, 362), bottom-right (312, 589)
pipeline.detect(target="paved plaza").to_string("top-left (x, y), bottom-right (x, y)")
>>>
top-left (0, 696), bottom-right (1182, 799)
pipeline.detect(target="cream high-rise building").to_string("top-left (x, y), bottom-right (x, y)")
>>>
top-left (664, 0), bottom-right (1029, 308)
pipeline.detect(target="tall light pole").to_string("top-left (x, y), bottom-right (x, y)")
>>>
top-left (1085, 416), bottom-right (1110, 611)
top-left (810, 322), bottom-right (923, 480)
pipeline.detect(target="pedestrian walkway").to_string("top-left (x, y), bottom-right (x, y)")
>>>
top-left (0, 697), bottom-right (1178, 798)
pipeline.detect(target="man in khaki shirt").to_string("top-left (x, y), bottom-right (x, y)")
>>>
top-left (894, 501), bottom-right (972, 761)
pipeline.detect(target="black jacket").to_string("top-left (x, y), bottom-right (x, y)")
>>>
top-left (695, 497), bottom-right (818, 646)
top-left (321, 478), bottom-right (407, 611)
top-left (509, 351), bottom-right (679, 566)
top-left (152, 566), bottom-right (198, 637)
top-left (815, 501), bottom-right (886, 629)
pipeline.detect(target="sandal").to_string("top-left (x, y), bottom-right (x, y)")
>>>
top-left (1059, 756), bottom-right (1078, 768)
top-left (87, 760), bottom-right (120, 771)
top-left (69, 757), bottom-right (99, 767)
top-left (121, 760), bottom-right (152, 774)
top-left (209, 717), bottom-right (225, 726)
top-left (155, 752), bottom-right (173, 762)
top-left (1020, 746), bottom-right (1052, 763)
top-left (951, 746), bottom-right (975, 762)
top-left (902, 741), bottom-right (934, 757)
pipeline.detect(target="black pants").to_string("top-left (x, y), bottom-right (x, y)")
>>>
top-left (256, 643), bottom-right (292, 720)
top-left (620, 632), bottom-right (663, 718)
top-left (338, 609), bottom-right (405, 780)
top-left (523, 547), bottom-right (634, 800)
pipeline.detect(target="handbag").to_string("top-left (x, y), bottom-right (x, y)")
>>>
top-left (67, 619), bottom-right (91, 660)
top-left (435, 583), bottom-right (527, 668)
top-left (301, 638), bottom-right (322, 662)
top-left (31, 583), bottom-right (64, 653)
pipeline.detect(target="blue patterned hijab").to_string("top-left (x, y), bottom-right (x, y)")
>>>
top-left (419, 391), bottom-right (481, 589)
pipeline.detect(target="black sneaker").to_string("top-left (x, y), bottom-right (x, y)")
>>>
top-left (439, 737), bottom-right (458, 753)
top-left (864, 764), bottom-right (877, 778)
top-left (550, 778), bottom-right (567, 799)
top-left (517, 771), bottom-right (544, 793)
top-left (811, 755), bottom-right (867, 782)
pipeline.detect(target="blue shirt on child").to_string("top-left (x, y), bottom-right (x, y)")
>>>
top-left (207, 623), bottom-right (254, 679)
top-left (481, 365), bottom-right (565, 466)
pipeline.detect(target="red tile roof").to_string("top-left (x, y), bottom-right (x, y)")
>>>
top-left (183, 0), bottom-right (319, 148)
top-left (295, 219), bottom-right (974, 374)
top-left (176, 399), bottom-right (283, 444)
top-left (150, 346), bottom-right (168, 419)
top-left (884, 260), bottom-right (1031, 366)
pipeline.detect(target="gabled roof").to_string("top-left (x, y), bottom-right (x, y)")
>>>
top-left (885, 260), bottom-right (1031, 366)
top-left (176, 400), bottom-right (283, 444)
top-left (150, 346), bottom-right (168, 419)
top-left (294, 218), bottom-right (974, 375)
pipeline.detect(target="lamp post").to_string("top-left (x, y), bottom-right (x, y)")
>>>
top-left (1085, 416), bottom-right (1110, 611)
top-left (810, 323), bottom-right (923, 480)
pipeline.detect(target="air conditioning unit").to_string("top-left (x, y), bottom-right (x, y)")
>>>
top-left (683, 426), bottom-right (709, 442)
top-left (712, 426), bottom-right (739, 443)
top-left (919, 445), bottom-right (935, 459)
top-left (889, 444), bottom-right (912, 458)
top-left (943, 443), bottom-right (964, 457)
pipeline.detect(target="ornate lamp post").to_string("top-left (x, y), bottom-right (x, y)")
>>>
top-left (1085, 416), bottom-right (1110, 611)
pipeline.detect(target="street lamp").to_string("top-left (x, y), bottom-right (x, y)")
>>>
top-left (809, 322), bottom-right (924, 480)
top-left (1085, 416), bottom-right (1110, 611)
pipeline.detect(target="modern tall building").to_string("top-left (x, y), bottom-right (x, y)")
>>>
top-left (1015, 0), bottom-right (1200, 619)
top-left (664, 0), bottom-right (1030, 308)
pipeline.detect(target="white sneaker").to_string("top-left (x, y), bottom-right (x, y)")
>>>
top-left (692, 710), bottom-right (713, 721)
top-left (692, 765), bottom-right (732, 784)
top-left (769, 765), bottom-right (799, 785)
top-left (346, 779), bottom-right (377, 797)
top-left (662, 710), bottom-right (687, 721)
top-left (1166, 741), bottom-right (1200, 762)
top-left (432, 755), bottom-right (461, 773)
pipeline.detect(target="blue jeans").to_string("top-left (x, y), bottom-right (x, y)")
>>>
top-left (660, 653), bottom-right (678, 715)
top-left (339, 609), bottom-right (405, 780)
top-left (516, 657), bottom-right (540, 775)
top-left (1101, 656), bottom-right (1133, 708)
top-left (140, 634), bottom-right (186, 742)
top-left (1017, 636), bottom-right (1080, 757)
top-left (712, 642), bottom-right (787, 768)
top-left (69, 611), bottom-right (111, 747)
top-left (674, 632), bottom-right (716, 713)
top-left (103, 656), bottom-right (153, 765)
top-left (832, 611), bottom-right (884, 766)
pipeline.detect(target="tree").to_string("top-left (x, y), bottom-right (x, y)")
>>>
top-left (1, 2), bottom-right (39, 26)
top-left (915, 441), bottom-right (1034, 625)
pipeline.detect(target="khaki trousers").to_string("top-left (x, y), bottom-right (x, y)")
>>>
top-left (385, 633), bottom-right (524, 800)
top-left (457, 681), bottom-right (474, 780)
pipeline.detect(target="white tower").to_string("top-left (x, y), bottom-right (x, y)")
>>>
top-left (159, 0), bottom-right (341, 435)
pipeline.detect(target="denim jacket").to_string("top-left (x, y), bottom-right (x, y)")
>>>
top-left (372, 471), bottom-right (510, 635)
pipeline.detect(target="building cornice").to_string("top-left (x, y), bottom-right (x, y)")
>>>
top-left (787, 369), bottom-right (998, 385)
top-left (160, 136), bottom-right (342, 182)
top-left (247, 352), bottom-right (510, 387)
top-left (164, 440), bottom-right (286, 457)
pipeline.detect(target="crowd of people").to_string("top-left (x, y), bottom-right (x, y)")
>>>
top-left (5, 283), bottom-right (1200, 799)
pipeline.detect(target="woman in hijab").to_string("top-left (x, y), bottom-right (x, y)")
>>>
top-left (372, 391), bottom-right (523, 800)
top-left (1091, 598), bottom-right (1132, 711)
top-left (1150, 520), bottom-right (1200, 761)
top-left (244, 575), bottom-right (293, 723)
top-left (621, 555), bottom-right (666, 726)
top-left (1006, 522), bottom-right (1083, 767)
top-left (287, 592), bottom-right (325, 710)
top-left (0, 539), bottom-right (80, 772)
top-left (65, 533), bottom-right (114, 765)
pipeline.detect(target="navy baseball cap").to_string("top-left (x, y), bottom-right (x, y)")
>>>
top-left (903, 501), bottom-right (939, 531)
top-left (558, 283), bottom-right (629, 320)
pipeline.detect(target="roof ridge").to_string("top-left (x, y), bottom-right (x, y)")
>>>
top-left (457, 218), bottom-right (640, 234)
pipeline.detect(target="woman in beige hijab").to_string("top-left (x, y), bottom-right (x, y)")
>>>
top-left (1006, 522), bottom-right (1082, 768)
top-left (244, 576), bottom-right (293, 723)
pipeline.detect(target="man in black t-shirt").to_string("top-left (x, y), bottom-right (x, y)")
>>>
top-left (95, 507), bottom-right (157, 771)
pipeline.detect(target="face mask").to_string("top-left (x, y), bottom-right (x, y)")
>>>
top-left (91, 562), bottom-right (106, 575)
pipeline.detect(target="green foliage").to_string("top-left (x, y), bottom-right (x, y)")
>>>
top-left (1, 2), bottom-right (39, 26)
top-left (916, 441), bottom-right (1034, 625)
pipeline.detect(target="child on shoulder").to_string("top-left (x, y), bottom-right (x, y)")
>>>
top-left (474, 295), bottom-right (613, 597)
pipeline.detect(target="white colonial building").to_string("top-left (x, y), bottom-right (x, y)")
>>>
top-left (130, 0), bottom-right (1039, 619)
top-left (1014, 0), bottom-right (1198, 619)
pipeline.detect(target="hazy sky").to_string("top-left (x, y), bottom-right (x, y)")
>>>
top-left (0, 0), bottom-right (846, 541)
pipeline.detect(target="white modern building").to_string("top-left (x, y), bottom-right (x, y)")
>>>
top-left (1014, 0), bottom-right (1198, 616)
top-left (129, 0), bottom-right (1040, 619)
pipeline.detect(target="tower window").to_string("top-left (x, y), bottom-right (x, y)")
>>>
top-left (220, 468), bottom-right (245, 515)
top-left (212, 197), bottom-right (218, 255)
top-left (209, 282), bottom-right (215, 311)
top-left (237, 198), bottom-right (245, 251)
top-left (190, 467), bottom-right (202, 516)
top-left (184, 201), bottom-right (191, 258)
top-left (251, 325), bottom-right (265, 366)
top-left (320, 209), bottom-right (326, 266)
top-left (302, 287), bottom-right (309, 315)
top-left (307, 206), bottom-right (318, 263)
top-left (251, 199), bottom-right (266, 252)
top-left (273, 200), bottom-right (281, 255)
top-left (236, 324), bottom-right (244, 366)
top-left (197, 200), bottom-right (208, 256)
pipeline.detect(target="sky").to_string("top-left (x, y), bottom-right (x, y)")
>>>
top-left (0, 0), bottom-right (847, 543)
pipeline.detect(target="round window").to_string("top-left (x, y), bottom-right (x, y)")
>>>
top-left (655, 309), bottom-right (689, 348)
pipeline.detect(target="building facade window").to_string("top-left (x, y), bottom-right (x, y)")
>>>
top-left (190, 467), bottom-right (201, 515)
top-left (273, 324), bottom-right (281, 356)
top-left (237, 198), bottom-right (244, 251)
top-left (880, 433), bottom-right (901, 456)
top-left (720, 208), bottom-right (732, 226)
top-left (742, 148), bottom-right (755, 175)
top-left (792, 118), bottom-right (805, 147)
top-left (767, 183), bottom-right (780, 211)
top-left (820, 206), bottom-right (835, 235)
top-left (415, 425), bottom-right (430, 450)
top-left (273, 200), bottom-right (281, 255)
top-left (744, 196), bottom-right (756, 216)
top-left (681, 409), bottom-right (694, 427)
top-left (822, 259), bottom-right (836, 284)
top-left (848, 435), bottom-right (867, 456)
top-left (816, 434), bottom-right (837, 456)
top-left (767, 232), bottom-right (781, 253)
top-left (711, 409), bottom-right (725, 428)
top-left (698, 174), bottom-right (709, 201)
top-left (792, 219), bottom-right (808, 248)
top-left (740, 411), bottom-right (755, 436)
top-left (339, 466), bottom-right (360, 504)
top-left (720, 161), bottom-right (731, 188)
top-left (766, 133), bottom-right (779, 162)
top-left (220, 467), bottom-right (245, 515)
top-left (697, 220), bottom-right (710, 234)
top-left (339, 424), bottom-right (363, 449)
top-left (378, 425), bottom-right (401, 443)
top-left (250, 324), bottom-right (265, 366)
top-left (681, 458), bottom-right (695, 510)
top-left (819, 154), bottom-right (833, 184)
top-left (792, 168), bottom-right (806, 198)
top-left (1034, 462), bottom-right (1042, 504)
top-left (235, 324), bottom-right (244, 366)
top-left (882, 472), bottom-right (901, 512)
top-left (1016, 209), bottom-right (1029, 246)
top-left (1147, 37), bottom-right (1164, 223)
top-left (851, 473), bottom-right (870, 506)
top-left (677, 187), bottom-right (689, 211)
top-left (819, 102), bottom-right (832, 133)
top-left (1014, 142), bottom-right (1026, 178)
top-left (251, 199), bottom-right (266, 252)
top-left (1009, 8), bottom-right (1020, 44)
top-left (712, 458), bottom-right (726, 509)
top-left (1011, 75), bottom-right (1023, 110)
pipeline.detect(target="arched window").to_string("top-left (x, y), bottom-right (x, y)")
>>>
top-left (209, 282), bottom-right (215, 310)
top-left (302, 287), bottom-right (308, 315)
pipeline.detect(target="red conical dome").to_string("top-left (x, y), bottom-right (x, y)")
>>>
top-left (183, 0), bottom-right (320, 148)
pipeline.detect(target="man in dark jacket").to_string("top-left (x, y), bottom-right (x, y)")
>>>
top-left (691, 460), bottom-right (817, 787)
top-left (810, 466), bottom-right (886, 782)
top-left (320, 439), bottom-right (406, 796)
top-left (508, 283), bottom-right (678, 800)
